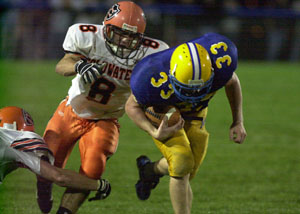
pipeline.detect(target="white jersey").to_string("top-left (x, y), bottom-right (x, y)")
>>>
top-left (63, 23), bottom-right (169, 119)
top-left (0, 128), bottom-right (54, 182)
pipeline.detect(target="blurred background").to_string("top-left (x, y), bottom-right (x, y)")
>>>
top-left (0, 1), bottom-right (300, 213)
top-left (1, 0), bottom-right (300, 62)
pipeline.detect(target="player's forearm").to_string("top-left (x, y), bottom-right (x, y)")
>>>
top-left (40, 161), bottom-right (98, 190)
top-left (225, 73), bottom-right (244, 125)
top-left (125, 95), bottom-right (156, 136)
top-left (55, 54), bottom-right (81, 76)
top-left (54, 167), bottom-right (98, 190)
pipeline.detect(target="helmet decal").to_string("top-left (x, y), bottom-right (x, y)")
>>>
top-left (22, 109), bottom-right (34, 126)
top-left (187, 42), bottom-right (201, 82)
top-left (105, 3), bottom-right (121, 21)
top-left (122, 23), bottom-right (138, 33)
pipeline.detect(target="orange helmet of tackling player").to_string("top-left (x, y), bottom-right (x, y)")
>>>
top-left (103, 1), bottom-right (146, 59)
top-left (0, 106), bottom-right (34, 132)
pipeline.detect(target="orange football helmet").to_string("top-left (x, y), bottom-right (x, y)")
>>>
top-left (103, 1), bottom-right (146, 59)
top-left (0, 106), bottom-right (34, 132)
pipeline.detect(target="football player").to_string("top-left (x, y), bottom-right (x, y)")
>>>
top-left (125, 33), bottom-right (247, 214)
top-left (40, 1), bottom-right (169, 214)
top-left (0, 106), bottom-right (111, 203)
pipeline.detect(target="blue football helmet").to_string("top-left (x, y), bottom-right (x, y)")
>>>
top-left (169, 42), bottom-right (214, 103)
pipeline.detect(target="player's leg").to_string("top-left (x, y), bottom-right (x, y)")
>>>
top-left (44, 99), bottom-right (84, 168)
top-left (57, 119), bottom-right (119, 214)
top-left (154, 156), bottom-right (169, 175)
top-left (136, 129), bottom-right (194, 209)
top-left (179, 108), bottom-right (209, 213)
top-left (38, 99), bottom-right (83, 214)
top-left (187, 182), bottom-right (193, 212)
top-left (157, 130), bottom-right (194, 214)
top-left (169, 174), bottom-right (190, 214)
top-left (184, 108), bottom-right (209, 180)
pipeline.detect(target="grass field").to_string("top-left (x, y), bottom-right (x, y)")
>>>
top-left (0, 60), bottom-right (299, 214)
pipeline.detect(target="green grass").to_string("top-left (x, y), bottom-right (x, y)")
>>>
top-left (0, 60), bottom-right (300, 214)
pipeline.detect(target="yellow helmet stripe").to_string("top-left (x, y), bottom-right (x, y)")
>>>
top-left (187, 42), bottom-right (201, 80)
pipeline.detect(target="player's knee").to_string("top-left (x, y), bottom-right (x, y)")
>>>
top-left (170, 153), bottom-right (194, 177)
top-left (80, 165), bottom-right (103, 180)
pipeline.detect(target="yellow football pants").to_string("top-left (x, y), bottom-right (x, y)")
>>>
top-left (153, 108), bottom-right (209, 179)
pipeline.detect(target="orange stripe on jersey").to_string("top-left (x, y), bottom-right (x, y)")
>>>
top-left (12, 139), bottom-right (44, 146)
top-left (18, 144), bottom-right (48, 151)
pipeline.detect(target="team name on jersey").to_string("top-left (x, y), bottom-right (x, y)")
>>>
top-left (88, 59), bottom-right (132, 81)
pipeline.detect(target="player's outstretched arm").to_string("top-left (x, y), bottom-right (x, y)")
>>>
top-left (2, 147), bottom-right (99, 191)
top-left (40, 160), bottom-right (99, 191)
top-left (225, 73), bottom-right (247, 144)
top-left (55, 53), bottom-right (82, 76)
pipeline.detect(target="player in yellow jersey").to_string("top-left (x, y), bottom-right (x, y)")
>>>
top-left (126, 33), bottom-right (247, 214)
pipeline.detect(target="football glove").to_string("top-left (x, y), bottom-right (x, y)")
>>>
top-left (75, 59), bottom-right (106, 84)
top-left (88, 179), bottom-right (111, 201)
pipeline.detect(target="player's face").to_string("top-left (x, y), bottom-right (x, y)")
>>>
top-left (104, 25), bottom-right (143, 59)
top-left (110, 28), bottom-right (140, 49)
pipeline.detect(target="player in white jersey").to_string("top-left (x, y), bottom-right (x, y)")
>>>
top-left (0, 106), bottom-right (112, 206)
top-left (41, 1), bottom-right (169, 214)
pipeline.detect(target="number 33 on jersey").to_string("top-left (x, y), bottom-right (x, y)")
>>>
top-left (130, 32), bottom-right (238, 112)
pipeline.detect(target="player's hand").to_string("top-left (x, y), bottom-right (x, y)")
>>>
top-left (229, 122), bottom-right (247, 144)
top-left (75, 59), bottom-right (106, 84)
top-left (153, 116), bottom-right (184, 142)
top-left (88, 179), bottom-right (111, 201)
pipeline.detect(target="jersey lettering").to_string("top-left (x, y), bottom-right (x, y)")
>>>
top-left (160, 84), bottom-right (174, 99)
top-left (216, 55), bottom-right (232, 69)
top-left (87, 77), bottom-right (116, 104)
top-left (210, 42), bottom-right (232, 69)
top-left (150, 72), bottom-right (174, 100)
top-left (151, 72), bottom-right (168, 87)
top-left (143, 38), bottom-right (159, 49)
top-left (79, 25), bottom-right (97, 33)
top-left (86, 58), bottom-right (132, 81)
top-left (210, 42), bottom-right (228, 55)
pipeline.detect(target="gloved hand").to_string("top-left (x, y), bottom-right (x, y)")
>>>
top-left (75, 59), bottom-right (106, 84)
top-left (88, 179), bottom-right (111, 201)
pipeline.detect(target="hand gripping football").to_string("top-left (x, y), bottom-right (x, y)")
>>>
top-left (145, 106), bottom-right (181, 128)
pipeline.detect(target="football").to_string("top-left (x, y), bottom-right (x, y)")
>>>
top-left (144, 106), bottom-right (181, 128)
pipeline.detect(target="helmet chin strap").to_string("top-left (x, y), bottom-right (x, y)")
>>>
top-left (3, 122), bottom-right (17, 130)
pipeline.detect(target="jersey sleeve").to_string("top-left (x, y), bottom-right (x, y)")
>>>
top-left (142, 37), bottom-right (170, 55)
top-left (190, 33), bottom-right (238, 92)
top-left (130, 47), bottom-right (177, 106)
top-left (63, 23), bottom-right (99, 56)
top-left (13, 132), bottom-right (54, 164)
